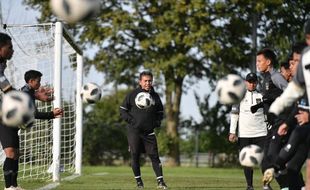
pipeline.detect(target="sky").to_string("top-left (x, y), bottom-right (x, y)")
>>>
top-left (1, 0), bottom-right (212, 122)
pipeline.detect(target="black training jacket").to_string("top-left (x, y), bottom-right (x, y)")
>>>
top-left (120, 86), bottom-right (164, 134)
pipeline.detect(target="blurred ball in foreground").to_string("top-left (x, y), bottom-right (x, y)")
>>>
top-left (50, 0), bottom-right (100, 24)
top-left (216, 74), bottom-right (246, 105)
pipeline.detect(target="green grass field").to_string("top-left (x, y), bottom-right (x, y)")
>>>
top-left (0, 166), bottom-right (281, 189)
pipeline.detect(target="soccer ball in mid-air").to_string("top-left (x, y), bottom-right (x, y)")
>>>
top-left (239, 144), bottom-right (264, 167)
top-left (50, 0), bottom-right (100, 24)
top-left (216, 74), bottom-right (246, 105)
top-left (135, 92), bottom-right (154, 109)
top-left (81, 82), bottom-right (102, 103)
top-left (1, 91), bottom-right (35, 128)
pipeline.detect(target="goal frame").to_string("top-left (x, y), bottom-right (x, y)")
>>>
top-left (5, 21), bottom-right (84, 182)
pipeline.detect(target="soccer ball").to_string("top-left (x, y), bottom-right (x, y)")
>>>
top-left (50, 0), bottom-right (100, 24)
top-left (239, 144), bottom-right (264, 167)
top-left (1, 91), bottom-right (35, 128)
top-left (135, 92), bottom-right (154, 109)
top-left (81, 82), bottom-right (102, 103)
top-left (216, 74), bottom-right (246, 105)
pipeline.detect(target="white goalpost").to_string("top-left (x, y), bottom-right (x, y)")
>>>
top-left (0, 22), bottom-right (83, 182)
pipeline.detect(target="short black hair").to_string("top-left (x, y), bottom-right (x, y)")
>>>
top-left (292, 42), bottom-right (307, 54)
top-left (139, 71), bottom-right (153, 80)
top-left (280, 61), bottom-right (290, 69)
top-left (256, 48), bottom-right (278, 66)
top-left (0, 33), bottom-right (11, 48)
top-left (24, 70), bottom-right (42, 83)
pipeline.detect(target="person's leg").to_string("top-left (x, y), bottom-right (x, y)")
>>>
top-left (0, 126), bottom-right (19, 189)
top-left (239, 138), bottom-right (254, 188)
top-left (276, 127), bottom-right (309, 168)
top-left (285, 142), bottom-right (307, 189)
top-left (307, 159), bottom-right (310, 190)
top-left (144, 134), bottom-right (167, 189)
top-left (3, 148), bottom-right (18, 188)
top-left (127, 130), bottom-right (143, 187)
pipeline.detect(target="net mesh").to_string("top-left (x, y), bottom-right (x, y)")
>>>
top-left (0, 23), bottom-right (79, 180)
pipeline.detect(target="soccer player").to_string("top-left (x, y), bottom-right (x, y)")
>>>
top-left (229, 72), bottom-right (267, 190)
top-left (280, 61), bottom-right (292, 82)
top-left (119, 71), bottom-right (167, 189)
top-left (21, 70), bottom-right (63, 120)
top-left (263, 42), bottom-right (307, 190)
top-left (0, 33), bottom-right (53, 190)
top-left (255, 48), bottom-right (288, 190)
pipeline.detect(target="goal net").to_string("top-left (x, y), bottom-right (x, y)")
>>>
top-left (0, 22), bottom-right (83, 181)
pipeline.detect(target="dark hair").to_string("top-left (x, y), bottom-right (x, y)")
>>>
top-left (24, 70), bottom-right (42, 83)
top-left (280, 61), bottom-right (290, 69)
top-left (256, 48), bottom-right (277, 66)
top-left (304, 19), bottom-right (310, 35)
top-left (292, 42), bottom-right (307, 54)
top-left (139, 71), bottom-right (153, 80)
top-left (0, 32), bottom-right (11, 47)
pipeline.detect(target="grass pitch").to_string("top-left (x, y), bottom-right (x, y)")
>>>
top-left (1, 166), bottom-right (280, 189)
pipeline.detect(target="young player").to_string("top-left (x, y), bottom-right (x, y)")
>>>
top-left (21, 70), bottom-right (63, 120)
top-left (280, 61), bottom-right (292, 82)
top-left (263, 42), bottom-right (307, 190)
top-left (254, 48), bottom-right (288, 190)
top-left (269, 47), bottom-right (310, 189)
top-left (119, 71), bottom-right (167, 189)
top-left (229, 73), bottom-right (267, 190)
top-left (0, 33), bottom-right (54, 190)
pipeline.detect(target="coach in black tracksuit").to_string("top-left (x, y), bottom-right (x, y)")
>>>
top-left (120, 71), bottom-right (167, 189)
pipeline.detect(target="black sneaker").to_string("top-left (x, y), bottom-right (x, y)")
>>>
top-left (136, 181), bottom-right (144, 189)
top-left (157, 181), bottom-right (168, 189)
top-left (246, 186), bottom-right (254, 190)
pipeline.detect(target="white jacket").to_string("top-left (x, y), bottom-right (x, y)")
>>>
top-left (230, 90), bottom-right (267, 138)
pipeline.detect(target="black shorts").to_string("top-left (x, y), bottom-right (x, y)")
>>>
top-left (238, 136), bottom-right (266, 151)
top-left (127, 129), bottom-right (159, 155)
top-left (0, 124), bottom-right (19, 149)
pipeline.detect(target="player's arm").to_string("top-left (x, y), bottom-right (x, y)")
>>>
top-left (119, 93), bottom-right (134, 124)
top-left (229, 105), bottom-right (239, 142)
top-left (35, 108), bottom-right (63, 120)
top-left (269, 81), bottom-right (305, 116)
top-left (0, 75), bottom-right (13, 93)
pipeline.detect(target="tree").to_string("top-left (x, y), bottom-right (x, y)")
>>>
top-left (82, 89), bottom-right (130, 165)
top-left (23, 0), bottom-right (310, 166)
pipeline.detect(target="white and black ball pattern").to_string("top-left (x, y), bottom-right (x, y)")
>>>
top-left (2, 91), bottom-right (35, 128)
top-left (216, 74), bottom-right (246, 105)
top-left (50, 0), bottom-right (100, 24)
top-left (81, 83), bottom-right (102, 104)
top-left (135, 92), bottom-right (154, 109)
top-left (239, 144), bottom-right (264, 167)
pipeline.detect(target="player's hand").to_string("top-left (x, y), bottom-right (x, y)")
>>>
top-left (277, 123), bottom-right (288, 136)
top-left (35, 87), bottom-right (54, 102)
top-left (53, 108), bottom-right (63, 118)
top-left (266, 113), bottom-right (276, 125)
top-left (295, 110), bottom-right (309, 126)
top-left (262, 168), bottom-right (274, 185)
top-left (250, 102), bottom-right (263, 113)
top-left (228, 133), bottom-right (237, 143)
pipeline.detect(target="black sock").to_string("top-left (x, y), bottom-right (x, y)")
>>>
top-left (11, 159), bottom-right (19, 187)
top-left (3, 158), bottom-right (15, 188)
top-left (243, 167), bottom-right (253, 187)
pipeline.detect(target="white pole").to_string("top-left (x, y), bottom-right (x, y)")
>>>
top-left (75, 53), bottom-right (83, 175)
top-left (53, 21), bottom-right (63, 182)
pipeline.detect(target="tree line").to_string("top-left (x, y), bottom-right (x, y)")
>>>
top-left (23, 0), bottom-right (310, 166)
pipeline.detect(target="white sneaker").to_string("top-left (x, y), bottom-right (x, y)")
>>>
top-left (4, 186), bottom-right (16, 190)
top-left (14, 187), bottom-right (24, 190)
